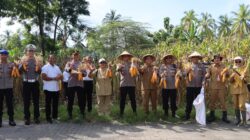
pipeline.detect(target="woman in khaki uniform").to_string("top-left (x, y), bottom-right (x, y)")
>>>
top-left (205, 54), bottom-right (230, 123)
top-left (90, 58), bottom-right (113, 115)
top-left (139, 54), bottom-right (158, 114)
top-left (229, 56), bottom-right (249, 126)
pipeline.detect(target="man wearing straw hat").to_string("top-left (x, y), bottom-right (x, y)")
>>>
top-left (117, 51), bottom-right (137, 117)
top-left (205, 54), bottom-right (230, 123)
top-left (229, 56), bottom-right (249, 126)
top-left (185, 51), bottom-right (206, 120)
top-left (139, 54), bottom-right (158, 114)
top-left (19, 44), bottom-right (42, 125)
top-left (0, 50), bottom-right (16, 127)
top-left (159, 54), bottom-right (179, 117)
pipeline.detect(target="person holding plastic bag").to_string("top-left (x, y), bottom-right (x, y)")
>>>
top-left (184, 52), bottom-right (206, 120)
top-left (193, 86), bottom-right (206, 126)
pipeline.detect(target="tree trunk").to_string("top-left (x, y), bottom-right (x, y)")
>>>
top-left (36, 0), bottom-right (45, 57)
top-left (53, 16), bottom-right (60, 47)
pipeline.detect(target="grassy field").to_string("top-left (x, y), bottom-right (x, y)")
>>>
top-left (2, 101), bottom-right (236, 124)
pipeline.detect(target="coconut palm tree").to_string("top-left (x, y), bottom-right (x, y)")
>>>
top-left (197, 12), bottom-right (216, 39)
top-left (218, 14), bottom-right (232, 37)
top-left (231, 4), bottom-right (250, 37)
top-left (181, 10), bottom-right (198, 31)
top-left (102, 10), bottom-right (122, 24)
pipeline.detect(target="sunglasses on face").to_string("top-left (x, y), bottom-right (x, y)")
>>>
top-left (28, 50), bottom-right (34, 52)
top-left (235, 60), bottom-right (242, 63)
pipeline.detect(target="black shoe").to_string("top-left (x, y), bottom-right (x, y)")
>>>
top-left (185, 113), bottom-right (190, 120)
top-left (119, 113), bottom-right (124, 118)
top-left (25, 119), bottom-right (30, 125)
top-left (133, 111), bottom-right (137, 116)
top-left (235, 110), bottom-right (241, 126)
top-left (9, 121), bottom-right (16, 126)
top-left (47, 118), bottom-right (53, 124)
top-left (164, 110), bottom-right (168, 117)
top-left (172, 111), bottom-right (176, 118)
top-left (68, 115), bottom-right (73, 120)
top-left (34, 119), bottom-right (40, 124)
top-left (207, 111), bottom-right (216, 123)
top-left (222, 111), bottom-right (230, 123)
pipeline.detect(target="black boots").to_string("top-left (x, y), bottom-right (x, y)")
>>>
top-left (207, 111), bottom-right (216, 123)
top-left (207, 111), bottom-right (230, 123)
top-left (241, 111), bottom-right (247, 126)
top-left (0, 117), bottom-right (16, 127)
top-left (9, 117), bottom-right (16, 126)
top-left (235, 109), bottom-right (241, 126)
top-left (0, 118), bottom-right (2, 128)
top-left (222, 111), bottom-right (230, 123)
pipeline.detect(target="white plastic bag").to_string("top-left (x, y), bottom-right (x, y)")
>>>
top-left (193, 87), bottom-right (206, 126)
top-left (245, 103), bottom-right (250, 120)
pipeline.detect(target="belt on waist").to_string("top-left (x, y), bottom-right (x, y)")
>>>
top-left (23, 79), bottom-right (37, 83)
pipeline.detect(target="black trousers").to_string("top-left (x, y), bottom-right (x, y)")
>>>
top-left (120, 86), bottom-right (136, 115)
top-left (63, 82), bottom-right (68, 100)
top-left (0, 88), bottom-right (14, 121)
top-left (83, 81), bottom-right (93, 112)
top-left (162, 89), bottom-right (177, 113)
top-left (67, 86), bottom-right (85, 116)
top-left (185, 87), bottom-right (201, 116)
top-left (22, 82), bottom-right (40, 120)
top-left (44, 90), bottom-right (59, 120)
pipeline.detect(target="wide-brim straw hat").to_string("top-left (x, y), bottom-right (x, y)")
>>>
top-left (142, 54), bottom-right (156, 62)
top-left (234, 56), bottom-right (243, 61)
top-left (188, 51), bottom-right (203, 59)
top-left (162, 54), bottom-right (175, 61)
top-left (118, 51), bottom-right (133, 60)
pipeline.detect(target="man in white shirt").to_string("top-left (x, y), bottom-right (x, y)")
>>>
top-left (41, 55), bottom-right (62, 123)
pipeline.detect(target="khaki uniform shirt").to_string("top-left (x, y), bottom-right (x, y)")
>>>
top-left (94, 68), bottom-right (112, 96)
top-left (66, 60), bottom-right (85, 88)
top-left (207, 64), bottom-right (227, 90)
top-left (20, 58), bottom-right (40, 81)
top-left (0, 62), bottom-right (13, 89)
top-left (159, 64), bottom-right (177, 89)
top-left (186, 63), bottom-right (206, 88)
top-left (230, 66), bottom-right (249, 95)
top-left (140, 64), bottom-right (157, 90)
top-left (117, 62), bottom-right (136, 87)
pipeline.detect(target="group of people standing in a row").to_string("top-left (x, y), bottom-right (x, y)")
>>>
top-left (0, 44), bottom-right (249, 128)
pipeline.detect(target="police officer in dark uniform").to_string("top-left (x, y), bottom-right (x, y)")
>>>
top-left (19, 44), bottom-right (42, 125)
top-left (0, 50), bottom-right (16, 127)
